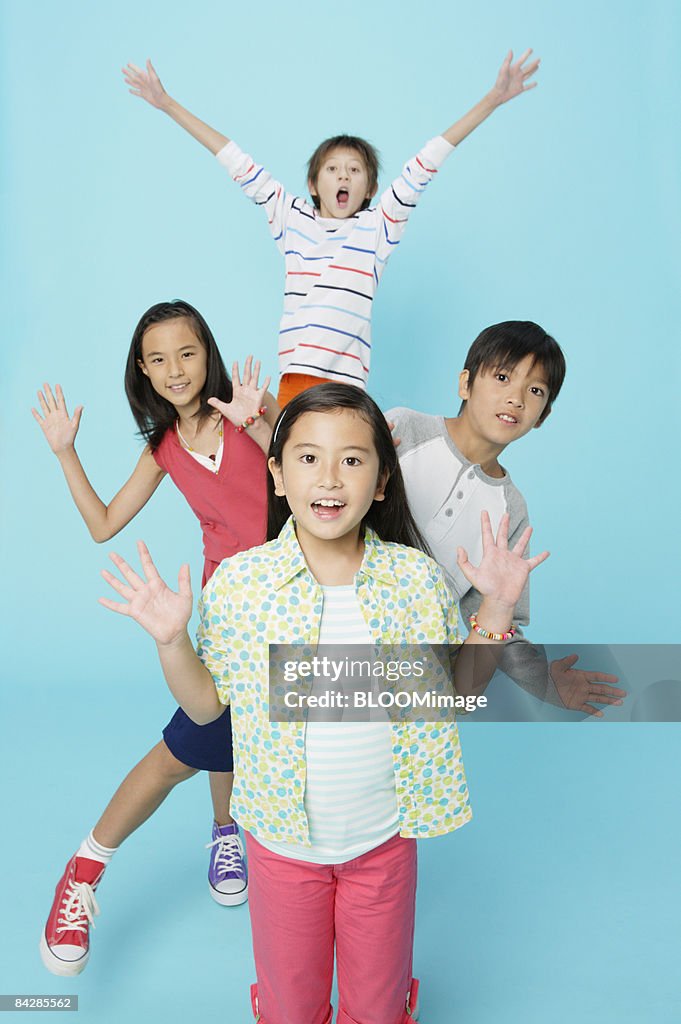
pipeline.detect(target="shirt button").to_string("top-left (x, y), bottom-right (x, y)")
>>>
top-left (456, 491), bottom-right (464, 500)
top-left (445, 508), bottom-right (453, 517)
top-left (467, 470), bottom-right (475, 480)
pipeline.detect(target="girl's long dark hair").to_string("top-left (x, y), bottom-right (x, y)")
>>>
top-left (266, 383), bottom-right (430, 554)
top-left (124, 300), bottom-right (232, 450)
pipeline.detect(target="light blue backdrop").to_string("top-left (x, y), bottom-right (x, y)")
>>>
top-left (2, 1), bottom-right (680, 1022)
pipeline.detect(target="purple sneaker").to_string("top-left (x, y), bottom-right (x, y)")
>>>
top-left (206, 822), bottom-right (248, 906)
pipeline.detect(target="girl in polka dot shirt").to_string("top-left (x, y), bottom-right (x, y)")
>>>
top-left (101, 383), bottom-right (548, 1024)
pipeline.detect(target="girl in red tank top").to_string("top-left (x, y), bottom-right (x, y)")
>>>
top-left (33, 300), bottom-right (279, 977)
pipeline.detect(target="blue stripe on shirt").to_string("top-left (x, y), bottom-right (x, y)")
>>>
top-left (341, 245), bottom-right (376, 255)
top-left (382, 221), bottom-right (400, 247)
top-left (286, 226), bottom-right (319, 245)
top-left (241, 166), bottom-right (264, 189)
top-left (299, 303), bottom-right (371, 323)
top-left (285, 250), bottom-right (334, 261)
top-left (400, 173), bottom-right (425, 195)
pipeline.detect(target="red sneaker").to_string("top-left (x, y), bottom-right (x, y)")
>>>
top-left (39, 854), bottom-right (104, 976)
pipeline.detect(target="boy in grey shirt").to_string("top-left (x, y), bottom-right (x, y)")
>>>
top-left (388, 321), bottom-right (625, 715)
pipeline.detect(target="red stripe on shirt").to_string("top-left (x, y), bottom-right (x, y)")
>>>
top-left (279, 343), bottom-right (369, 373)
top-left (287, 271), bottom-right (322, 277)
top-left (299, 343), bottom-right (364, 362)
top-left (233, 162), bottom-right (255, 182)
top-left (381, 207), bottom-right (408, 225)
top-left (415, 156), bottom-right (437, 174)
top-left (328, 265), bottom-right (374, 278)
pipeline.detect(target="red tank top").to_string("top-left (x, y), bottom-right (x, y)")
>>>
top-left (153, 418), bottom-right (267, 585)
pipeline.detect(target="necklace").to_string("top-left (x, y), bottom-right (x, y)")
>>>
top-left (176, 417), bottom-right (224, 474)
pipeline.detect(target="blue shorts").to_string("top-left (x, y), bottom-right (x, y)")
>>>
top-left (162, 705), bottom-right (234, 773)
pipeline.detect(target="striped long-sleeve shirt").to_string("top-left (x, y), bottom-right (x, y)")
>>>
top-left (216, 135), bottom-right (455, 387)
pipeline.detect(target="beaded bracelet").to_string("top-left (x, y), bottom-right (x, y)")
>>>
top-left (469, 613), bottom-right (516, 642)
top-left (236, 407), bottom-right (268, 433)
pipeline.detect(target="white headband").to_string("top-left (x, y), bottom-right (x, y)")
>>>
top-left (272, 408), bottom-right (287, 447)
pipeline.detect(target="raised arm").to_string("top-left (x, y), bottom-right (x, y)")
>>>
top-left (100, 541), bottom-right (222, 725)
top-left (374, 49), bottom-right (540, 266)
top-left (32, 383), bottom-right (165, 542)
top-left (441, 49), bottom-right (540, 147)
top-left (122, 59), bottom-right (230, 155)
top-left (124, 60), bottom-right (294, 251)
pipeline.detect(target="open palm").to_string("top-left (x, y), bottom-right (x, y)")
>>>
top-left (550, 654), bottom-right (626, 718)
top-left (208, 355), bottom-right (270, 427)
top-left (32, 383), bottom-right (83, 453)
top-left (122, 59), bottom-right (168, 109)
top-left (492, 49), bottom-right (540, 105)
top-left (99, 541), bottom-right (192, 646)
top-left (457, 511), bottom-right (548, 611)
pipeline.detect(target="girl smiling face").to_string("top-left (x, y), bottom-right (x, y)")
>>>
top-left (137, 317), bottom-right (208, 416)
top-left (268, 408), bottom-right (387, 551)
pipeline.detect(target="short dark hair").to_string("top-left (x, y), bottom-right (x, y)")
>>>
top-left (307, 136), bottom-right (380, 212)
top-left (267, 383), bottom-right (428, 553)
top-left (124, 300), bottom-right (232, 451)
top-left (461, 321), bottom-right (566, 424)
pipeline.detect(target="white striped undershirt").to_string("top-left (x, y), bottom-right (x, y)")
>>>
top-left (257, 585), bottom-right (399, 864)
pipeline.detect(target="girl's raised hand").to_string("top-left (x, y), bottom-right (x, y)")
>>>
top-left (208, 355), bottom-right (271, 427)
top-left (99, 540), bottom-right (193, 647)
top-left (32, 383), bottom-right (83, 454)
top-left (122, 59), bottom-right (169, 110)
top-left (491, 49), bottom-right (540, 105)
top-left (457, 511), bottom-right (549, 611)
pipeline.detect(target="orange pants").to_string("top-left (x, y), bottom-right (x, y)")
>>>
top-left (276, 373), bottom-right (334, 408)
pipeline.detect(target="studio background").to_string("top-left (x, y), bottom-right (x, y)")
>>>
top-left (2, 1), bottom-right (680, 1022)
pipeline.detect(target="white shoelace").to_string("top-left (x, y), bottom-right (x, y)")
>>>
top-left (57, 881), bottom-right (100, 935)
top-left (205, 832), bottom-right (245, 876)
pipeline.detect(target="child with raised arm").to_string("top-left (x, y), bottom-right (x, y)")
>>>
top-left (123, 51), bottom-right (539, 404)
top-left (99, 383), bottom-right (548, 1023)
top-left (388, 321), bottom-right (626, 715)
top-left (33, 300), bottom-right (278, 976)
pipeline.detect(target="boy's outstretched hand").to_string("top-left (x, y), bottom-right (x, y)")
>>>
top-left (491, 49), bottom-right (540, 106)
top-left (550, 654), bottom-right (626, 718)
top-left (457, 511), bottom-right (548, 612)
top-left (99, 540), bottom-right (192, 648)
top-left (122, 59), bottom-right (169, 110)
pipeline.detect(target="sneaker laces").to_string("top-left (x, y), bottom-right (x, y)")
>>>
top-left (205, 832), bottom-right (245, 875)
top-left (56, 880), bottom-right (100, 935)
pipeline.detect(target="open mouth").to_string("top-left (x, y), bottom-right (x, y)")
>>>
top-left (336, 188), bottom-right (349, 209)
top-left (311, 499), bottom-right (346, 519)
top-left (496, 413), bottom-right (518, 425)
top-left (169, 383), bottom-right (190, 393)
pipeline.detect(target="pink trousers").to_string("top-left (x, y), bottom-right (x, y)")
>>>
top-left (246, 831), bottom-right (420, 1024)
